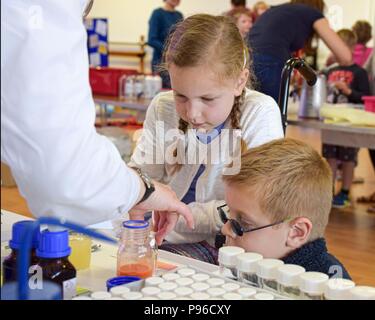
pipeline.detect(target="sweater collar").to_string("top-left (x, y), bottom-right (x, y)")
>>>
top-left (282, 238), bottom-right (328, 265)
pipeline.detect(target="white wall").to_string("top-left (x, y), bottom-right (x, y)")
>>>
top-left (88, 0), bottom-right (375, 71)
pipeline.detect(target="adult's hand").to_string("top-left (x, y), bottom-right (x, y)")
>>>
top-left (131, 179), bottom-right (194, 243)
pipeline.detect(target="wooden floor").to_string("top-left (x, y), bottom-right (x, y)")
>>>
top-left (1, 125), bottom-right (374, 286)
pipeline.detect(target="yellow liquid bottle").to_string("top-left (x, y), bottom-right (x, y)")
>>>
top-left (68, 233), bottom-right (92, 270)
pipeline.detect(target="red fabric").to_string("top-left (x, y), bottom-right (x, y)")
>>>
top-left (89, 67), bottom-right (138, 96)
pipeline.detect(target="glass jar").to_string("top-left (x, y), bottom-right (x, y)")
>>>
top-left (218, 246), bottom-right (245, 279)
top-left (276, 264), bottom-right (305, 298)
top-left (299, 272), bottom-right (329, 300)
top-left (236, 252), bottom-right (263, 287)
top-left (117, 220), bottom-right (155, 279)
top-left (256, 259), bottom-right (284, 292)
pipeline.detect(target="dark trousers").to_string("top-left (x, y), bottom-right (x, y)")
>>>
top-left (252, 53), bottom-right (286, 103)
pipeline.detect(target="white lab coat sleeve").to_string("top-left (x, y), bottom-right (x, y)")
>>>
top-left (0, 0), bottom-right (140, 225)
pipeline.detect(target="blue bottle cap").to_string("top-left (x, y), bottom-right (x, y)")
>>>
top-left (9, 221), bottom-right (40, 250)
top-left (36, 229), bottom-right (71, 259)
top-left (106, 276), bottom-right (142, 291)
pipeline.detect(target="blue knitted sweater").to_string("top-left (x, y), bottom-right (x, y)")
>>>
top-left (282, 238), bottom-right (351, 279)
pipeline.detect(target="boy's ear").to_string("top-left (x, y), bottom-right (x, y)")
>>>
top-left (234, 69), bottom-right (249, 96)
top-left (285, 217), bottom-right (312, 249)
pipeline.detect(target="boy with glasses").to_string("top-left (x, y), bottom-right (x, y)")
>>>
top-left (219, 138), bottom-right (351, 278)
top-left (157, 138), bottom-right (351, 278)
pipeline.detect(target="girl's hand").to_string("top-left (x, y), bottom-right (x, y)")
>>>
top-left (153, 210), bottom-right (180, 245)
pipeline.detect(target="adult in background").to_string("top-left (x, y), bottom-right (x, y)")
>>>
top-left (248, 0), bottom-right (352, 103)
top-left (224, 0), bottom-right (251, 17)
top-left (148, 0), bottom-right (183, 88)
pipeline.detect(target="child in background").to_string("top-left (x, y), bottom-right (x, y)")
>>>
top-left (220, 139), bottom-right (351, 278)
top-left (352, 20), bottom-right (373, 67)
top-left (252, 1), bottom-right (269, 22)
top-left (148, 0), bottom-right (183, 88)
top-left (227, 8), bottom-right (253, 39)
top-left (129, 14), bottom-right (283, 263)
top-left (323, 29), bottom-right (370, 208)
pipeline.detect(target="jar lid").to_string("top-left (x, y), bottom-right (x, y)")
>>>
top-left (223, 292), bottom-right (243, 300)
top-left (190, 292), bottom-right (210, 300)
top-left (175, 277), bottom-right (194, 287)
top-left (256, 259), bottom-right (284, 279)
top-left (123, 220), bottom-right (149, 229)
top-left (299, 272), bottom-right (329, 295)
top-left (218, 246), bottom-right (245, 266)
top-left (177, 268), bottom-right (196, 277)
top-left (122, 291), bottom-right (143, 300)
top-left (276, 264), bottom-right (306, 287)
top-left (236, 252), bottom-right (263, 272)
top-left (237, 287), bottom-right (257, 298)
top-left (207, 287), bottom-right (226, 297)
top-left (110, 285), bottom-right (130, 296)
top-left (254, 293), bottom-right (274, 300)
top-left (157, 291), bottom-right (177, 300)
top-left (324, 278), bottom-right (355, 300)
top-left (174, 286), bottom-right (193, 297)
top-left (349, 286), bottom-right (375, 300)
top-left (36, 229), bottom-right (71, 259)
top-left (9, 220), bottom-right (40, 250)
top-left (106, 276), bottom-right (141, 290)
top-left (206, 277), bottom-right (225, 287)
top-left (141, 286), bottom-right (161, 296)
top-left (91, 291), bottom-right (112, 300)
top-left (191, 282), bottom-right (210, 292)
top-left (221, 282), bottom-right (241, 292)
top-left (192, 273), bottom-right (210, 282)
top-left (162, 273), bottom-right (180, 281)
top-left (158, 281), bottom-right (177, 291)
top-left (145, 276), bottom-right (164, 287)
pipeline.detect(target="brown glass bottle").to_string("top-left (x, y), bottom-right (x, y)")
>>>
top-left (2, 220), bottom-right (40, 284)
top-left (3, 249), bottom-right (39, 283)
top-left (37, 256), bottom-right (77, 299)
top-left (36, 229), bottom-right (77, 300)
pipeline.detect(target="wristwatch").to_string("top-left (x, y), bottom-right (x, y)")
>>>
top-left (134, 167), bottom-right (155, 205)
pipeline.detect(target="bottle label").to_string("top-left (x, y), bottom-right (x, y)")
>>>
top-left (63, 278), bottom-right (77, 300)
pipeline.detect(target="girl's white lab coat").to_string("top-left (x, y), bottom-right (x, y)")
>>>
top-left (1, 0), bottom-right (140, 225)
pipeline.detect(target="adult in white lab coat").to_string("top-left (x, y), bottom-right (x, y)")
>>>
top-left (1, 0), bottom-right (193, 243)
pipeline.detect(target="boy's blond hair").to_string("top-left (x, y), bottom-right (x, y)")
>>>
top-left (223, 138), bottom-right (333, 241)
